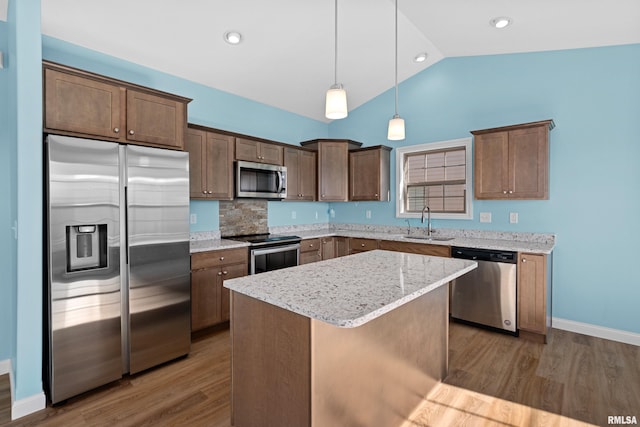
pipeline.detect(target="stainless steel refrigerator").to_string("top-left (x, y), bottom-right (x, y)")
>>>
top-left (45, 134), bottom-right (191, 404)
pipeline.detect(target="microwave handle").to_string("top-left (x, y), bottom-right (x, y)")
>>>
top-left (276, 171), bottom-right (284, 194)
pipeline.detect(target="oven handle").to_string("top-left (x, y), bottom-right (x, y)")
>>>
top-left (251, 243), bottom-right (300, 257)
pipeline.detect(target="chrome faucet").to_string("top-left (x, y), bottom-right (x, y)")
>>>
top-left (421, 205), bottom-right (432, 237)
top-left (405, 219), bottom-right (411, 235)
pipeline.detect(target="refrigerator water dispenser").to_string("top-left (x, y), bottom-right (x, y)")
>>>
top-left (66, 224), bottom-right (107, 271)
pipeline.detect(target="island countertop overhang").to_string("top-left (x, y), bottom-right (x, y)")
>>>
top-left (224, 249), bottom-right (477, 328)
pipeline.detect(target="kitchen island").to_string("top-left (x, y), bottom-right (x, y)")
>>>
top-left (224, 250), bottom-right (477, 427)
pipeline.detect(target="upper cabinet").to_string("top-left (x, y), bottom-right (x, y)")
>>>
top-left (300, 139), bottom-right (362, 202)
top-left (186, 126), bottom-right (235, 200)
top-left (284, 147), bottom-right (316, 201)
top-left (44, 61), bottom-right (190, 150)
top-left (471, 120), bottom-right (554, 200)
top-left (349, 146), bottom-right (391, 201)
top-left (236, 137), bottom-right (284, 165)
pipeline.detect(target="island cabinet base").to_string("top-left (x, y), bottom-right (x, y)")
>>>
top-left (230, 285), bottom-right (449, 427)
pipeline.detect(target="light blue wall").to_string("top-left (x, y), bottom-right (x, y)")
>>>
top-left (0, 19), bottom-right (17, 365)
top-left (10, 0), bottom-right (43, 400)
top-left (329, 44), bottom-right (640, 334)
top-left (42, 36), bottom-right (331, 231)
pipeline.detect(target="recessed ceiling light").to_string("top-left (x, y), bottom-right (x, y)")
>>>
top-left (413, 52), bottom-right (428, 63)
top-left (223, 31), bottom-right (242, 45)
top-left (490, 17), bottom-right (512, 29)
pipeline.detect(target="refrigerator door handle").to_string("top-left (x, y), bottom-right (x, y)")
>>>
top-left (124, 186), bottom-right (129, 265)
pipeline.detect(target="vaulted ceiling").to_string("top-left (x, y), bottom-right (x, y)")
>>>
top-left (5, 1), bottom-right (640, 122)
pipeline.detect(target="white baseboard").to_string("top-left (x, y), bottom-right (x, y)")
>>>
top-left (552, 317), bottom-right (640, 347)
top-left (12, 391), bottom-right (46, 421)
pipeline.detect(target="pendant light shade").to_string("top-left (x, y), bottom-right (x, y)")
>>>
top-left (387, 0), bottom-right (405, 140)
top-left (387, 114), bottom-right (405, 140)
top-left (326, 84), bottom-right (348, 119)
top-left (325, 0), bottom-right (348, 120)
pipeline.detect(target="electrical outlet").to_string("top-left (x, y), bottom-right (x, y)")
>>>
top-left (366, 210), bottom-right (371, 219)
top-left (509, 212), bottom-right (519, 224)
top-left (479, 212), bottom-right (492, 223)
top-left (315, 211), bottom-right (318, 220)
top-left (330, 209), bottom-right (335, 218)
top-left (291, 211), bottom-right (297, 219)
top-left (190, 214), bottom-right (197, 224)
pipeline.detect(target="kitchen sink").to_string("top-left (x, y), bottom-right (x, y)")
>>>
top-left (401, 235), bottom-right (455, 242)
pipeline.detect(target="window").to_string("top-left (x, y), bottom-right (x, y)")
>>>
top-left (396, 137), bottom-right (472, 220)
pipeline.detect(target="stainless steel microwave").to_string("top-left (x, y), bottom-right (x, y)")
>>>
top-left (235, 160), bottom-right (287, 199)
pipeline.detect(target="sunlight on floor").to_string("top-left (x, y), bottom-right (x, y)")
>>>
top-left (402, 383), bottom-right (598, 427)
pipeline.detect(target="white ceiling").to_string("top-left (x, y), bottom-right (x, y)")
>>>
top-left (8, 1), bottom-right (640, 122)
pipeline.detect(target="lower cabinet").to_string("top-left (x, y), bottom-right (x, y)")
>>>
top-left (191, 247), bottom-right (248, 331)
top-left (517, 252), bottom-right (550, 342)
top-left (349, 238), bottom-right (379, 254)
top-left (335, 237), bottom-right (350, 257)
top-left (378, 240), bottom-right (450, 257)
top-left (321, 237), bottom-right (336, 260)
top-left (300, 238), bottom-right (322, 265)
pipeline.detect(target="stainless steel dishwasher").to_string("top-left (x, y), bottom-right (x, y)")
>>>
top-left (450, 246), bottom-right (517, 334)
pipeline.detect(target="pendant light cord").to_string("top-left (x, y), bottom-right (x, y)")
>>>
top-left (394, 0), bottom-right (399, 116)
top-left (334, 0), bottom-right (339, 85)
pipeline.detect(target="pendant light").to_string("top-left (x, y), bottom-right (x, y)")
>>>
top-left (387, 0), bottom-right (405, 140)
top-left (325, 0), bottom-right (348, 119)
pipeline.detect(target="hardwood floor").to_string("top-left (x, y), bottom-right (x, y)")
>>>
top-left (2, 322), bottom-right (639, 426)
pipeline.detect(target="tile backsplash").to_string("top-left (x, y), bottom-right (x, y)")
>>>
top-left (219, 199), bottom-right (268, 237)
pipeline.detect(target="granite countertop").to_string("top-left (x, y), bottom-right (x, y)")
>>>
top-left (224, 250), bottom-right (477, 328)
top-left (291, 229), bottom-right (555, 254)
top-left (190, 238), bottom-right (249, 253)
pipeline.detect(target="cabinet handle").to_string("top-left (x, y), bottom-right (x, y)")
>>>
top-left (309, 244), bottom-right (313, 247)
top-left (217, 271), bottom-right (223, 276)
top-left (129, 130), bottom-right (135, 135)
top-left (374, 193), bottom-right (378, 197)
top-left (113, 127), bottom-right (120, 133)
top-left (220, 256), bottom-right (224, 261)
top-left (503, 190), bottom-right (507, 194)
top-left (361, 243), bottom-right (365, 247)
top-left (208, 191), bottom-right (213, 194)
top-left (202, 191), bottom-right (207, 194)
top-left (522, 258), bottom-right (527, 263)
top-left (508, 190), bottom-right (513, 194)
top-left (222, 271), bottom-right (228, 275)
top-left (321, 194), bottom-right (325, 198)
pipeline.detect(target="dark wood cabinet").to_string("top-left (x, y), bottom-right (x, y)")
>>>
top-left (300, 238), bottom-right (322, 264)
top-left (378, 240), bottom-right (450, 257)
top-left (191, 247), bottom-right (248, 330)
top-left (300, 139), bottom-right (362, 202)
top-left (236, 137), bottom-right (284, 165)
top-left (285, 147), bottom-right (316, 201)
top-left (44, 62), bottom-right (190, 150)
top-left (349, 146), bottom-right (391, 201)
top-left (186, 127), bottom-right (235, 200)
top-left (472, 120), bottom-right (554, 200)
top-left (517, 252), bottom-right (550, 342)
top-left (349, 238), bottom-right (379, 254)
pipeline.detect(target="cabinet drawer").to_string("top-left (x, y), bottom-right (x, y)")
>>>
top-left (350, 238), bottom-right (379, 252)
top-left (378, 240), bottom-right (450, 257)
top-left (300, 238), bottom-right (321, 253)
top-left (191, 247), bottom-right (248, 270)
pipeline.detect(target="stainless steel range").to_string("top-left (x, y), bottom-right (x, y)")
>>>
top-left (227, 234), bottom-right (301, 274)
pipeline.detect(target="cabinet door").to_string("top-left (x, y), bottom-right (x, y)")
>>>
top-left (321, 238), bottom-right (336, 260)
top-left (284, 147), bottom-right (301, 200)
top-left (191, 268), bottom-right (221, 331)
top-left (474, 131), bottom-right (509, 199)
top-left (298, 150), bottom-right (317, 201)
top-left (300, 250), bottom-right (322, 265)
top-left (185, 128), bottom-right (208, 199)
top-left (44, 68), bottom-right (123, 140)
top-left (220, 262), bottom-right (249, 322)
top-left (208, 133), bottom-right (235, 200)
top-left (235, 138), bottom-right (260, 162)
top-left (318, 142), bottom-right (349, 201)
top-left (126, 89), bottom-right (186, 150)
top-left (517, 253), bottom-right (547, 335)
top-left (350, 149), bottom-right (381, 201)
top-left (509, 126), bottom-right (548, 199)
top-left (335, 237), bottom-right (350, 257)
top-left (260, 143), bottom-right (284, 166)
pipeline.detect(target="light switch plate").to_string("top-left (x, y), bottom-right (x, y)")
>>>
top-left (190, 214), bottom-right (197, 224)
top-left (366, 210), bottom-right (371, 219)
top-left (509, 212), bottom-right (519, 224)
top-left (291, 211), bottom-right (297, 219)
top-left (480, 212), bottom-right (492, 223)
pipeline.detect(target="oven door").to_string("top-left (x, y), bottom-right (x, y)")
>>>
top-left (250, 243), bottom-right (300, 275)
